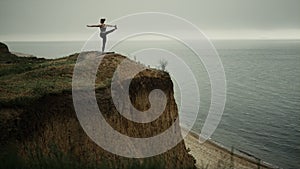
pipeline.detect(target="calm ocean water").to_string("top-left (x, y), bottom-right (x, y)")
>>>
top-left (5, 40), bottom-right (300, 169)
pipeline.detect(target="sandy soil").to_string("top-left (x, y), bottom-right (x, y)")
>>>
top-left (183, 131), bottom-right (277, 169)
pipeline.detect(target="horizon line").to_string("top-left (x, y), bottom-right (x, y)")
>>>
top-left (3, 38), bottom-right (300, 42)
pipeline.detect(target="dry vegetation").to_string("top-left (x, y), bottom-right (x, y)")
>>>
top-left (0, 47), bottom-right (196, 169)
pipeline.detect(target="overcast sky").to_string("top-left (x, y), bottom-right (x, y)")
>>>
top-left (1, 0), bottom-right (299, 41)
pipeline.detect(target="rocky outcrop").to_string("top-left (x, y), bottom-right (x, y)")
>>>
top-left (0, 48), bottom-right (196, 169)
top-left (0, 42), bottom-right (9, 54)
top-left (0, 42), bottom-right (44, 64)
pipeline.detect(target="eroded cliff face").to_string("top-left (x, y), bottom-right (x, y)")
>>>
top-left (0, 51), bottom-right (195, 168)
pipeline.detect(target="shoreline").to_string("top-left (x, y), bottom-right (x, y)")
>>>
top-left (183, 129), bottom-right (279, 169)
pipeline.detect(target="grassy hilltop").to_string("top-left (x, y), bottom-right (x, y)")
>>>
top-left (0, 42), bottom-right (196, 169)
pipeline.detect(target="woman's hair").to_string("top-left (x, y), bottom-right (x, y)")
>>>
top-left (100, 18), bottom-right (106, 24)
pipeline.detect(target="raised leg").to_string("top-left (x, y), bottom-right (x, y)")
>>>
top-left (105, 28), bottom-right (116, 35)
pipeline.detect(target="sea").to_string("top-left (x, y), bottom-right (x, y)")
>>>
top-left (4, 39), bottom-right (300, 169)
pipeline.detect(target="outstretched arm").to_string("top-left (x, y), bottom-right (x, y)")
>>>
top-left (86, 24), bottom-right (100, 27)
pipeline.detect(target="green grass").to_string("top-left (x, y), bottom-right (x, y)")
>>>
top-left (0, 53), bottom-right (76, 105)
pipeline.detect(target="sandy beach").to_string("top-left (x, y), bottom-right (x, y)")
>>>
top-left (183, 131), bottom-right (278, 169)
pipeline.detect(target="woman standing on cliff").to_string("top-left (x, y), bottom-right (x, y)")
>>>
top-left (87, 18), bottom-right (117, 53)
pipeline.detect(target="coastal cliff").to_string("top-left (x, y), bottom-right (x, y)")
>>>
top-left (0, 42), bottom-right (196, 169)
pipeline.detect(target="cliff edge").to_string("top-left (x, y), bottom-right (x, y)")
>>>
top-left (0, 43), bottom-right (196, 169)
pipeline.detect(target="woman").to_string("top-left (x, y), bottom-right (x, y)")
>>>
top-left (87, 18), bottom-right (117, 53)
